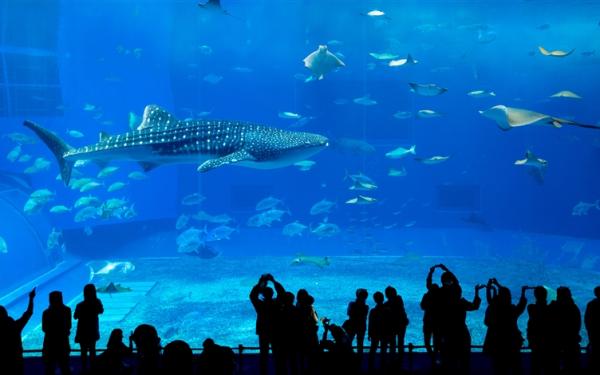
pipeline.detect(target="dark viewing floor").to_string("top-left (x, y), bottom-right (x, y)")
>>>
top-left (20, 351), bottom-right (594, 374)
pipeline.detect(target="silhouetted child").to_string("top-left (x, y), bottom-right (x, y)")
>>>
top-left (585, 286), bottom-right (600, 372)
top-left (320, 320), bottom-right (355, 375)
top-left (74, 283), bottom-right (104, 373)
top-left (93, 328), bottom-right (133, 375)
top-left (42, 290), bottom-right (72, 375)
top-left (368, 291), bottom-right (387, 371)
top-left (163, 340), bottom-right (193, 375)
top-left (0, 287), bottom-right (35, 375)
top-left (197, 338), bottom-right (235, 375)
top-left (250, 273), bottom-right (279, 375)
top-left (548, 286), bottom-right (581, 373)
top-left (483, 279), bottom-right (527, 375)
top-left (383, 285), bottom-right (409, 370)
top-left (131, 324), bottom-right (161, 375)
top-left (344, 288), bottom-right (369, 355)
top-left (526, 286), bottom-right (550, 375)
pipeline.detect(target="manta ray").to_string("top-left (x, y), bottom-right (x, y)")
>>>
top-left (303, 45), bottom-right (345, 81)
top-left (24, 105), bottom-right (328, 185)
top-left (538, 46), bottom-right (574, 57)
top-left (515, 150), bottom-right (548, 184)
top-left (479, 105), bottom-right (599, 131)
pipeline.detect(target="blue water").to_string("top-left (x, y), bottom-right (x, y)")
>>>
top-left (1, 0), bottom-right (600, 350)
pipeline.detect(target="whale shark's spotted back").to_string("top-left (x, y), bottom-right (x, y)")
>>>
top-left (23, 105), bottom-right (329, 185)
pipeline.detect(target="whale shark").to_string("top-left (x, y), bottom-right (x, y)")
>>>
top-left (24, 105), bottom-right (329, 186)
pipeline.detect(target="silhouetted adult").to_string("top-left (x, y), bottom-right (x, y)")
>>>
top-left (250, 273), bottom-right (280, 375)
top-left (92, 328), bottom-right (133, 375)
top-left (547, 286), bottom-right (581, 373)
top-left (585, 286), bottom-right (600, 372)
top-left (436, 265), bottom-right (483, 374)
top-left (296, 289), bottom-right (319, 374)
top-left (344, 288), bottom-right (369, 355)
top-left (273, 290), bottom-right (299, 375)
top-left (163, 340), bottom-right (193, 375)
top-left (0, 287), bottom-right (35, 375)
top-left (367, 291), bottom-right (387, 371)
top-left (74, 283), bottom-right (104, 373)
top-left (526, 286), bottom-right (550, 375)
top-left (42, 290), bottom-right (72, 375)
top-left (422, 265), bottom-right (443, 365)
top-left (384, 285), bottom-right (409, 370)
top-left (197, 338), bottom-right (235, 375)
top-left (482, 279), bottom-right (527, 375)
top-left (131, 324), bottom-right (161, 375)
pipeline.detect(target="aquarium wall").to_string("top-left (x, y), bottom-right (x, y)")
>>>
top-left (0, 0), bottom-right (599, 350)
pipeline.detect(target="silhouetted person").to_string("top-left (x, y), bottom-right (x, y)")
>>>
top-left (344, 288), bottom-right (369, 355)
top-left (422, 265), bottom-right (443, 365)
top-left (250, 273), bottom-right (280, 375)
top-left (197, 338), bottom-right (235, 375)
top-left (163, 340), bottom-right (193, 375)
top-left (526, 286), bottom-right (550, 375)
top-left (42, 290), bottom-right (72, 375)
top-left (548, 286), bottom-right (581, 373)
top-left (74, 283), bottom-right (104, 373)
top-left (368, 291), bottom-right (387, 371)
top-left (296, 289), bottom-right (319, 374)
top-left (483, 279), bottom-right (527, 375)
top-left (384, 285), bottom-right (409, 370)
top-left (585, 286), bottom-right (600, 372)
top-left (93, 328), bottom-right (133, 375)
top-left (436, 265), bottom-right (483, 374)
top-left (273, 290), bottom-right (299, 375)
top-left (131, 324), bottom-right (161, 375)
top-left (320, 319), bottom-right (355, 374)
top-left (0, 287), bottom-right (35, 375)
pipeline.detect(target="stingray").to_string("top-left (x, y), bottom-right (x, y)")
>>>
top-left (515, 151), bottom-right (547, 184)
top-left (409, 83), bottom-right (447, 96)
top-left (538, 46), bottom-right (574, 57)
top-left (197, 0), bottom-right (241, 19)
top-left (97, 282), bottom-right (132, 295)
top-left (303, 45), bottom-right (345, 81)
top-left (550, 90), bottom-right (582, 99)
top-left (479, 105), bottom-right (600, 131)
top-left (389, 54), bottom-right (418, 67)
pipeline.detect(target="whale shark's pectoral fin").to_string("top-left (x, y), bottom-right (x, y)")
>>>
top-left (197, 149), bottom-right (256, 172)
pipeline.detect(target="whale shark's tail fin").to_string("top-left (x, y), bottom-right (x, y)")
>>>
top-left (23, 121), bottom-right (74, 186)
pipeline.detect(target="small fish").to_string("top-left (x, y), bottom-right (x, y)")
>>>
top-left (294, 160), bottom-right (316, 171)
top-left (181, 193), bottom-right (206, 206)
top-left (349, 180), bottom-right (378, 191)
top-left (128, 171), bottom-right (147, 180)
top-left (6, 145), bottom-right (21, 162)
top-left (75, 206), bottom-right (99, 222)
top-left (345, 172), bottom-right (376, 185)
top-left (353, 95), bottom-right (377, 106)
top-left (128, 112), bottom-right (140, 130)
top-left (256, 196), bottom-right (284, 211)
top-left (572, 200), bottom-right (599, 216)
top-left (97, 166), bottom-right (120, 178)
top-left (417, 109), bottom-right (441, 118)
top-left (198, 44), bottom-right (213, 55)
top-left (18, 154), bottom-right (32, 163)
top-left (80, 181), bottom-right (103, 193)
top-left (393, 111), bottom-right (412, 120)
top-left (310, 199), bottom-right (335, 215)
top-left (176, 214), bottom-right (190, 230)
top-left (388, 167), bottom-right (407, 177)
top-left (291, 255), bottom-right (330, 267)
top-left (282, 221), bottom-right (308, 237)
top-left (345, 195), bottom-right (377, 205)
top-left (67, 130), bottom-right (85, 138)
top-left (409, 83), bottom-right (447, 96)
top-left (74, 159), bottom-right (92, 168)
top-left (550, 90), bottom-right (582, 99)
top-left (467, 90), bottom-right (496, 98)
top-left (3, 132), bottom-right (36, 144)
top-left (0, 236), bottom-right (7, 253)
top-left (581, 50), bottom-right (595, 57)
top-left (415, 155), bottom-right (450, 165)
top-left (385, 145), bottom-right (416, 159)
top-left (538, 46), bottom-right (574, 57)
top-left (388, 54), bottom-right (418, 67)
top-left (84, 226), bottom-right (93, 236)
top-left (232, 66), bottom-right (253, 73)
top-left (74, 195), bottom-right (101, 209)
top-left (369, 52), bottom-right (399, 60)
top-left (404, 220), bottom-right (417, 228)
top-left (107, 182), bottom-right (126, 192)
top-left (365, 9), bottom-right (387, 17)
top-left (203, 74), bottom-right (223, 84)
top-left (278, 111), bottom-right (302, 119)
top-left (311, 222), bottom-right (341, 237)
top-left (83, 103), bottom-right (96, 111)
top-left (333, 98), bottom-right (348, 105)
top-left (49, 205), bottom-right (71, 214)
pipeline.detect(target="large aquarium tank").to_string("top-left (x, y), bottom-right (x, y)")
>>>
top-left (1, 0), bottom-right (599, 351)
